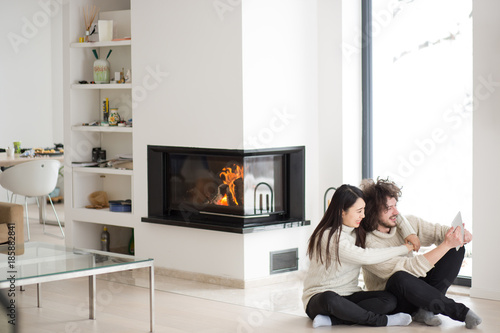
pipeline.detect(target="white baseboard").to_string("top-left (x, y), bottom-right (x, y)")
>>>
top-left (156, 266), bottom-right (245, 288)
top-left (155, 267), bottom-right (305, 289)
top-left (470, 287), bottom-right (500, 301)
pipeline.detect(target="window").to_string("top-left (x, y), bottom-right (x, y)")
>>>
top-left (364, 0), bottom-right (472, 281)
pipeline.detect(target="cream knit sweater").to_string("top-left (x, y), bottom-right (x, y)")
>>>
top-left (362, 215), bottom-right (449, 291)
top-left (302, 225), bottom-right (410, 310)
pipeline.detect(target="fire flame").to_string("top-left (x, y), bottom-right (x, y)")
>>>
top-left (216, 165), bottom-right (243, 206)
top-left (218, 194), bottom-right (228, 206)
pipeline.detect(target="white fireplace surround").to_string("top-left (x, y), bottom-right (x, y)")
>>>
top-left (130, 0), bottom-right (323, 285)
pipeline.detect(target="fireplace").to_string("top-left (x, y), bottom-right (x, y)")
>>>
top-left (142, 146), bottom-right (308, 233)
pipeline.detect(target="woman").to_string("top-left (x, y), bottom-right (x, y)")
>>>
top-left (302, 184), bottom-right (413, 327)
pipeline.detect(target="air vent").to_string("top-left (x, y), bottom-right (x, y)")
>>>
top-left (270, 248), bottom-right (298, 274)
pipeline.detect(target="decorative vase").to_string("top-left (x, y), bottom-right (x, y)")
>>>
top-left (109, 108), bottom-right (120, 126)
top-left (93, 59), bottom-right (110, 84)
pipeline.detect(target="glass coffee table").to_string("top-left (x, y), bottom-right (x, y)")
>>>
top-left (0, 242), bottom-right (154, 332)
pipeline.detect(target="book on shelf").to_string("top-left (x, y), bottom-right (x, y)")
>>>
top-left (72, 161), bottom-right (98, 167)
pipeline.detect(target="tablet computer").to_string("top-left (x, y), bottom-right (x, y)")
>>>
top-left (451, 211), bottom-right (465, 251)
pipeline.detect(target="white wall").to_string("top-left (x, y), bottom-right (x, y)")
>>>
top-left (471, 0), bottom-right (500, 301)
top-left (318, 0), bottom-right (344, 198)
top-left (241, 0), bottom-right (318, 276)
top-left (241, 0), bottom-right (317, 152)
top-left (132, 0), bottom-right (247, 279)
top-left (51, 2), bottom-right (64, 146)
top-left (0, 0), bottom-right (63, 150)
top-left (341, 0), bottom-right (363, 185)
top-left (317, 0), bottom-right (364, 197)
top-left (0, 0), bottom-right (64, 203)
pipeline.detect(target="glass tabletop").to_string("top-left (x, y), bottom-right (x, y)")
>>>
top-left (0, 242), bottom-right (152, 283)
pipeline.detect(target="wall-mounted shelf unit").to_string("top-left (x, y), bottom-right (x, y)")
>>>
top-left (64, 1), bottom-right (134, 255)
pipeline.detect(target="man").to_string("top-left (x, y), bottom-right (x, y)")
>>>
top-left (359, 178), bottom-right (482, 329)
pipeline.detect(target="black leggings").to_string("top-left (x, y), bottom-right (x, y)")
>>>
top-left (385, 247), bottom-right (469, 321)
top-left (305, 290), bottom-right (396, 326)
top-left (422, 246), bottom-right (465, 294)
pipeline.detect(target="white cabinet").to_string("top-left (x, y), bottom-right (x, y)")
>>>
top-left (63, 1), bottom-right (134, 254)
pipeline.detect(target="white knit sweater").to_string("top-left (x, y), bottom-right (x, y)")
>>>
top-left (302, 225), bottom-right (409, 310)
top-left (362, 215), bottom-right (449, 291)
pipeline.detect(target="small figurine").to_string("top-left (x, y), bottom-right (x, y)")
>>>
top-left (125, 69), bottom-right (131, 83)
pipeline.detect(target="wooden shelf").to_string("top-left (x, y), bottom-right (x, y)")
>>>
top-left (72, 167), bottom-right (133, 176)
top-left (70, 40), bottom-right (131, 48)
top-left (72, 208), bottom-right (135, 228)
top-left (71, 83), bottom-right (131, 89)
top-left (72, 125), bottom-right (132, 133)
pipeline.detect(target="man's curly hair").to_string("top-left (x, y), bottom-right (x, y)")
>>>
top-left (359, 178), bottom-right (402, 232)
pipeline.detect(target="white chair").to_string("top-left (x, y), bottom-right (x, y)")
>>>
top-left (0, 160), bottom-right (64, 240)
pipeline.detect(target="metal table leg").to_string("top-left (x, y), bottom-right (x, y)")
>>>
top-left (89, 275), bottom-right (96, 319)
top-left (37, 283), bottom-right (41, 307)
top-left (150, 265), bottom-right (155, 332)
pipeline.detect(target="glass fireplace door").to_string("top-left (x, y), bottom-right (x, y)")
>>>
top-left (168, 153), bottom-right (284, 217)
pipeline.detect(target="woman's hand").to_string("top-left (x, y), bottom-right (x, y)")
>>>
top-left (405, 242), bottom-right (414, 252)
top-left (405, 234), bottom-right (421, 252)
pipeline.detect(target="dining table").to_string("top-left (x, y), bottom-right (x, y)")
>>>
top-left (0, 152), bottom-right (64, 168)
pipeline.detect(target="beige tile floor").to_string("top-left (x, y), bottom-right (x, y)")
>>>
top-left (11, 203), bottom-right (500, 332)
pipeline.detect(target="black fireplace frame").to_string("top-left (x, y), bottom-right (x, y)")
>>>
top-left (141, 145), bottom-right (309, 234)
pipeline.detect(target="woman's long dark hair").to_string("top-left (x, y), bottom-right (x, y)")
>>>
top-left (307, 184), bottom-right (365, 268)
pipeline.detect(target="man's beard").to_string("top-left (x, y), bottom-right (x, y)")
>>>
top-left (380, 215), bottom-right (398, 229)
